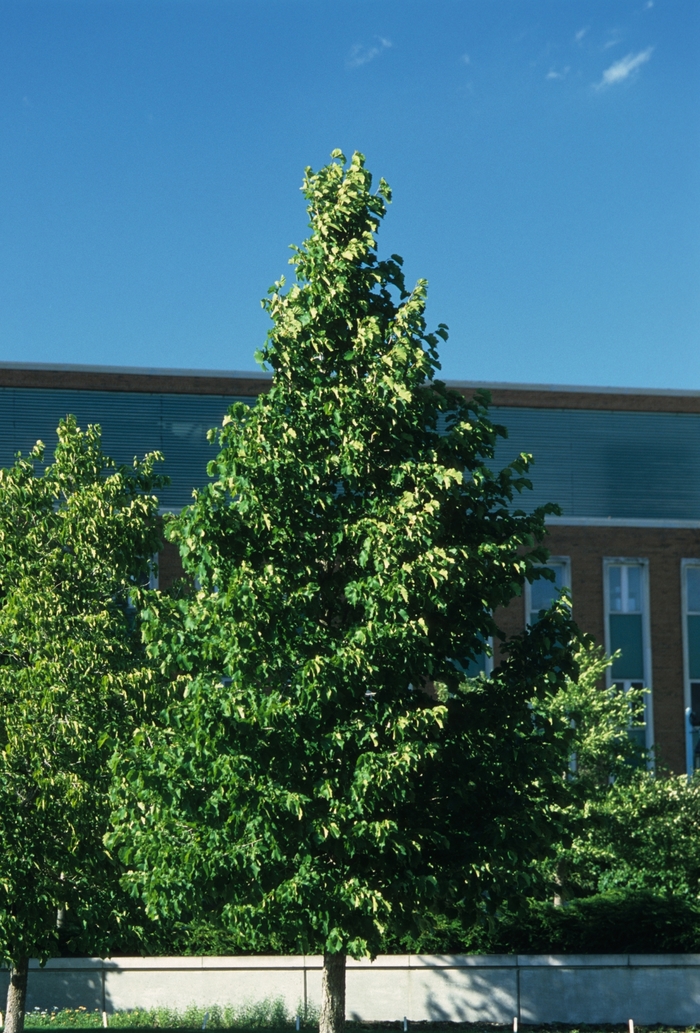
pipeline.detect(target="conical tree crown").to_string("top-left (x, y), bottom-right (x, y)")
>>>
top-left (123, 152), bottom-right (579, 963)
top-left (261, 149), bottom-right (436, 391)
top-left (174, 151), bottom-right (551, 690)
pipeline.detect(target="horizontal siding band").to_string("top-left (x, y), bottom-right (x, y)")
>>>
top-left (0, 390), bottom-right (698, 520)
top-left (0, 388), bottom-right (240, 509)
top-left (491, 406), bottom-right (700, 521)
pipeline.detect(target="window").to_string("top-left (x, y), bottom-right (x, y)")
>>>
top-left (604, 559), bottom-right (652, 756)
top-left (681, 561), bottom-right (700, 775)
top-left (126, 555), bottom-right (158, 617)
top-left (525, 558), bottom-right (571, 627)
top-left (461, 642), bottom-right (494, 678)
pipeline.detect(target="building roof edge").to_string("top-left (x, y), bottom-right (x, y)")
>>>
top-left (0, 361), bottom-right (272, 380)
top-left (443, 379), bottom-right (700, 399)
top-left (1, 363), bottom-right (699, 407)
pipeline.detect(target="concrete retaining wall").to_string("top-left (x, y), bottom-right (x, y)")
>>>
top-left (2, 954), bottom-right (700, 1025)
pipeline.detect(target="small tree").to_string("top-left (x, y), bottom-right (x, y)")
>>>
top-left (0, 418), bottom-right (164, 1033)
top-left (111, 151), bottom-right (579, 1033)
top-left (535, 643), bottom-right (648, 901)
top-left (577, 772), bottom-right (700, 898)
top-left (542, 644), bottom-right (700, 902)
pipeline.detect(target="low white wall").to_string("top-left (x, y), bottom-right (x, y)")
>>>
top-left (2, 954), bottom-right (700, 1025)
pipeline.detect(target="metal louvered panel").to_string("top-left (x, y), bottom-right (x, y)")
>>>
top-left (158, 394), bottom-right (250, 508)
top-left (0, 389), bottom-right (246, 509)
top-left (2, 389), bottom-right (700, 521)
top-left (491, 407), bottom-right (700, 521)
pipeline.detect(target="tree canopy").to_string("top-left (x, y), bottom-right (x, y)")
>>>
top-left (110, 151), bottom-right (580, 1033)
top-left (0, 418), bottom-right (164, 1032)
top-left (541, 644), bottom-right (700, 903)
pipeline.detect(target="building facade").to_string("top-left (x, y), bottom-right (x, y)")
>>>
top-left (1, 362), bottom-right (699, 775)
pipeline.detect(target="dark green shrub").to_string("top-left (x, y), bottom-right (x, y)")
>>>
top-left (391, 892), bottom-right (700, 955)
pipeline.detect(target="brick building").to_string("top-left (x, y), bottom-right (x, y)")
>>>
top-left (1, 362), bottom-right (698, 775)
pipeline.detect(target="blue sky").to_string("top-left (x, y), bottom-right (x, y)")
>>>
top-left (0, 0), bottom-right (697, 387)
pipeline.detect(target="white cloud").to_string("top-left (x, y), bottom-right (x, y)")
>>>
top-left (461, 52), bottom-right (471, 65)
top-left (346, 37), bottom-right (392, 69)
top-left (603, 35), bottom-right (623, 50)
top-left (546, 66), bottom-right (570, 80)
top-left (575, 27), bottom-right (589, 42)
top-left (596, 46), bottom-right (653, 87)
top-left (645, 1), bottom-right (654, 8)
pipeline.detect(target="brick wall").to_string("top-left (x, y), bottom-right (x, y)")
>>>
top-left (497, 525), bottom-right (700, 773)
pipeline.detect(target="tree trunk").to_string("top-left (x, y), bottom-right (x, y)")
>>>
top-left (319, 952), bottom-right (346, 1033)
top-left (553, 860), bottom-right (567, 906)
top-left (57, 872), bottom-right (66, 931)
top-left (5, 957), bottom-right (29, 1033)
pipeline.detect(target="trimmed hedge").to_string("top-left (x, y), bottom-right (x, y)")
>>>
top-left (56, 891), bottom-right (700, 957)
top-left (390, 892), bottom-right (700, 955)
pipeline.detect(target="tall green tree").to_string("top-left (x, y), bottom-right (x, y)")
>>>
top-left (0, 418), bottom-right (164, 1033)
top-left (110, 151), bottom-right (580, 1033)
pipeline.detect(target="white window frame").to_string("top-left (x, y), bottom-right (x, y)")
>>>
top-left (680, 558), bottom-right (700, 775)
top-left (524, 557), bottom-right (572, 627)
top-left (603, 557), bottom-right (653, 754)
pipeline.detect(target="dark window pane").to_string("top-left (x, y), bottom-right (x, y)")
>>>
top-left (688, 617), bottom-right (700, 680)
top-left (691, 682), bottom-right (700, 720)
top-left (610, 614), bottom-right (644, 679)
top-left (627, 566), bottom-right (642, 613)
top-left (530, 563), bottom-right (565, 623)
top-left (609, 566), bottom-right (623, 612)
top-left (627, 726), bottom-right (647, 757)
top-left (688, 568), bottom-right (700, 614)
top-left (463, 653), bottom-right (487, 677)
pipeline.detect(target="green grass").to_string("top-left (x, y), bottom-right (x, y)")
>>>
top-left (22, 1002), bottom-right (298, 1029)
top-left (14, 1015), bottom-right (700, 1033)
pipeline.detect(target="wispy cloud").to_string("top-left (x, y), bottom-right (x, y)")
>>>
top-left (546, 66), bottom-right (570, 80)
top-left (596, 46), bottom-right (653, 88)
top-left (346, 37), bottom-right (392, 69)
top-left (575, 27), bottom-right (589, 42)
top-left (603, 32), bottom-right (623, 50)
top-left (644, 1), bottom-right (654, 8)
top-left (461, 52), bottom-right (471, 65)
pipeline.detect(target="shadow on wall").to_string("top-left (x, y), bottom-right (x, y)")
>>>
top-left (5, 954), bottom-right (700, 1027)
top-left (0, 958), bottom-right (308, 1018)
top-left (412, 959), bottom-right (515, 1024)
top-left (344, 956), bottom-right (517, 1024)
top-left (0, 960), bottom-right (108, 1014)
top-left (5, 957), bottom-right (518, 1023)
